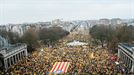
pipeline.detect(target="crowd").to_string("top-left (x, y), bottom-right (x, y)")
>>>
top-left (0, 40), bottom-right (132, 75)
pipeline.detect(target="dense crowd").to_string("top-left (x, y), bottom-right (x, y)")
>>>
top-left (0, 40), bottom-right (132, 75)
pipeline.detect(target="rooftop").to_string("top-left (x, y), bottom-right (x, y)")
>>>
top-left (119, 43), bottom-right (134, 54)
top-left (6, 43), bottom-right (25, 53)
top-left (123, 43), bottom-right (134, 48)
top-left (0, 43), bottom-right (26, 56)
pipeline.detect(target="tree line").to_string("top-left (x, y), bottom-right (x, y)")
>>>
top-left (90, 24), bottom-right (134, 52)
top-left (0, 27), bottom-right (69, 52)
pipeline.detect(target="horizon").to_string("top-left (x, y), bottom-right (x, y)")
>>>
top-left (0, 18), bottom-right (134, 25)
top-left (0, 0), bottom-right (134, 25)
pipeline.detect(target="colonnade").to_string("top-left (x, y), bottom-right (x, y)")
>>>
top-left (118, 47), bottom-right (134, 73)
top-left (4, 49), bottom-right (27, 70)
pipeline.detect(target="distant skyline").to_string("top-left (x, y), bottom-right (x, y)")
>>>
top-left (0, 0), bottom-right (134, 24)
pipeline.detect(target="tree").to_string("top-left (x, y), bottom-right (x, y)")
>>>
top-left (0, 30), bottom-right (20, 44)
top-left (90, 25), bottom-right (107, 47)
top-left (39, 27), bottom-right (69, 45)
top-left (105, 25), bottom-right (115, 47)
top-left (90, 24), bottom-right (134, 52)
top-left (21, 28), bottom-right (39, 52)
top-left (115, 25), bottom-right (133, 43)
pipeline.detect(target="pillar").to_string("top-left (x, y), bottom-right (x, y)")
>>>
top-left (124, 55), bottom-right (127, 64)
top-left (15, 54), bottom-right (17, 63)
top-left (126, 57), bottom-right (128, 66)
top-left (129, 59), bottom-right (133, 69)
top-left (17, 54), bottom-right (20, 61)
top-left (118, 49), bottom-right (120, 58)
top-left (121, 51), bottom-right (124, 60)
top-left (132, 61), bottom-right (134, 73)
top-left (25, 49), bottom-right (28, 57)
top-left (4, 59), bottom-right (8, 70)
top-left (120, 51), bottom-right (123, 60)
top-left (123, 53), bottom-right (125, 62)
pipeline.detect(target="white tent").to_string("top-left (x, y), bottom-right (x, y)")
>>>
top-left (67, 40), bottom-right (88, 46)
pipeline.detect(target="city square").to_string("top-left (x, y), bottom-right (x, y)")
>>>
top-left (0, 34), bottom-right (133, 74)
top-left (0, 0), bottom-right (134, 75)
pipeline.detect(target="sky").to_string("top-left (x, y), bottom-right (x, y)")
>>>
top-left (0, 0), bottom-right (134, 24)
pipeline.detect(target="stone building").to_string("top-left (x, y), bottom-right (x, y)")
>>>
top-left (118, 43), bottom-right (134, 73)
top-left (0, 36), bottom-right (27, 70)
top-left (0, 44), bottom-right (27, 70)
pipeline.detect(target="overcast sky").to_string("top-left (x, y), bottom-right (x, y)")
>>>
top-left (0, 0), bottom-right (134, 24)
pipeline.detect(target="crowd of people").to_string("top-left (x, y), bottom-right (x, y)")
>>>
top-left (0, 40), bottom-right (132, 75)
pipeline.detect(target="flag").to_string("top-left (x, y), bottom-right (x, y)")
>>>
top-left (49, 62), bottom-right (70, 74)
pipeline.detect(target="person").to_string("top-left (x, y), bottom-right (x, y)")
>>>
top-left (2, 40), bottom-right (130, 75)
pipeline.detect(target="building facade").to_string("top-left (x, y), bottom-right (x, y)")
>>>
top-left (118, 43), bottom-right (134, 73)
top-left (0, 44), bottom-right (27, 70)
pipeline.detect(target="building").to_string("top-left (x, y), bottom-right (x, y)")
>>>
top-left (0, 44), bottom-right (27, 70)
top-left (118, 43), bottom-right (134, 73)
top-left (99, 18), bottom-right (110, 25)
top-left (0, 36), bottom-right (27, 70)
top-left (111, 18), bottom-right (123, 25)
top-left (0, 36), bottom-right (10, 48)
